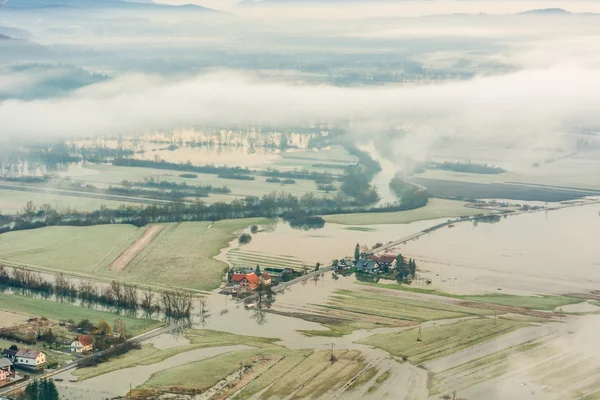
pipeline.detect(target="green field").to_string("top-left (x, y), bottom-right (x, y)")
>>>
top-left (322, 198), bottom-right (481, 225)
top-left (0, 293), bottom-right (162, 337)
top-left (358, 282), bottom-right (583, 311)
top-left (0, 218), bottom-right (266, 291)
top-left (0, 224), bottom-right (145, 274)
top-left (322, 289), bottom-right (493, 323)
top-left (74, 329), bottom-right (278, 380)
top-left (358, 317), bottom-right (528, 365)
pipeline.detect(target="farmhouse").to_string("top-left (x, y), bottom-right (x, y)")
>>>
top-left (70, 335), bottom-right (94, 353)
top-left (231, 272), bottom-right (260, 291)
top-left (369, 254), bottom-right (396, 268)
top-left (355, 259), bottom-right (380, 274)
top-left (337, 259), bottom-right (354, 270)
top-left (15, 349), bottom-right (46, 369)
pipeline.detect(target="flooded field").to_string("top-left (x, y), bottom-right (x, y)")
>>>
top-left (400, 203), bottom-right (600, 295)
top-left (237, 217), bottom-right (450, 266)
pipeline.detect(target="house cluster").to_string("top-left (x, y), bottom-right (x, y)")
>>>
top-left (337, 254), bottom-right (398, 275)
top-left (224, 267), bottom-right (272, 294)
top-left (1, 347), bottom-right (47, 381)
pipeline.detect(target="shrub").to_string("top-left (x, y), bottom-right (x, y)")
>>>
top-left (239, 233), bottom-right (252, 244)
top-left (179, 173), bottom-right (198, 178)
top-left (250, 225), bottom-right (258, 234)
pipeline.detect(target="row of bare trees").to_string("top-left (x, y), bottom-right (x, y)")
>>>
top-left (0, 265), bottom-right (193, 318)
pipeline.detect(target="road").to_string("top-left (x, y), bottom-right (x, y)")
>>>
top-left (0, 322), bottom-right (182, 396)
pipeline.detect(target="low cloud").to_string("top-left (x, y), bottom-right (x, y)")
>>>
top-left (1, 65), bottom-right (598, 167)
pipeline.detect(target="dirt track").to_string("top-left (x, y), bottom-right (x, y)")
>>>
top-left (107, 225), bottom-right (164, 271)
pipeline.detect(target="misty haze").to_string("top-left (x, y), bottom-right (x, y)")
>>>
top-left (0, 1), bottom-right (599, 399)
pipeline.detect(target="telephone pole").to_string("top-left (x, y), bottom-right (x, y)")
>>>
top-left (417, 326), bottom-right (422, 342)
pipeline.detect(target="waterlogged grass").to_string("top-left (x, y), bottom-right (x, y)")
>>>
top-left (299, 319), bottom-right (381, 338)
top-left (358, 318), bottom-right (528, 365)
top-left (367, 370), bottom-right (391, 394)
top-left (227, 249), bottom-right (310, 271)
top-left (142, 348), bottom-right (261, 391)
top-left (234, 350), bottom-right (313, 400)
top-left (74, 329), bottom-right (279, 381)
top-left (322, 198), bottom-right (480, 225)
top-left (260, 350), bottom-right (364, 399)
top-left (344, 227), bottom-right (377, 232)
top-left (323, 289), bottom-right (492, 323)
top-left (358, 282), bottom-right (584, 311)
top-left (348, 366), bottom-right (378, 391)
top-left (0, 293), bottom-right (162, 337)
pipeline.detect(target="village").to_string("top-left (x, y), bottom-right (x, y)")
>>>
top-left (0, 316), bottom-right (128, 391)
top-left (222, 243), bottom-right (419, 298)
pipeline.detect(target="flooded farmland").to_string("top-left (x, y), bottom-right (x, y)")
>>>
top-left (399, 203), bottom-right (600, 295)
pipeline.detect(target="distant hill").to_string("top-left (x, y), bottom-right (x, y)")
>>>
top-left (0, 34), bottom-right (50, 60)
top-left (519, 8), bottom-right (571, 15)
top-left (2, 0), bottom-right (215, 12)
top-left (0, 26), bottom-right (33, 40)
top-left (0, 64), bottom-right (109, 100)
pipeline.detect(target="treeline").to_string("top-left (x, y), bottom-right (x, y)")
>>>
top-left (431, 161), bottom-right (505, 174)
top-left (0, 266), bottom-right (192, 319)
top-left (218, 173), bottom-right (255, 181)
top-left (340, 168), bottom-right (380, 205)
top-left (112, 158), bottom-right (251, 175)
top-left (131, 178), bottom-right (231, 195)
top-left (389, 175), bottom-right (429, 209)
top-left (262, 168), bottom-right (335, 182)
top-left (266, 177), bottom-right (296, 184)
top-left (0, 175), bottom-right (50, 183)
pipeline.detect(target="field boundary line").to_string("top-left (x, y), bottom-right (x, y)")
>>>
top-left (123, 222), bottom-right (180, 279)
top-left (92, 226), bottom-right (145, 274)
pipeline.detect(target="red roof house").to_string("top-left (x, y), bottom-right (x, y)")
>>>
top-left (232, 272), bottom-right (259, 291)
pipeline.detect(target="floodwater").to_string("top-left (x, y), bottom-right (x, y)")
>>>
top-left (400, 203), bottom-right (600, 295)
top-left (238, 217), bottom-right (450, 266)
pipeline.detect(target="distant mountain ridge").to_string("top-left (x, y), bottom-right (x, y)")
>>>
top-left (2, 0), bottom-right (215, 11)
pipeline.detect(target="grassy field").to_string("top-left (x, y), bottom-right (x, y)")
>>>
top-left (0, 218), bottom-right (266, 291)
top-left (0, 293), bottom-right (162, 337)
top-left (322, 198), bottom-right (481, 225)
top-left (0, 224), bottom-right (145, 275)
top-left (74, 329), bottom-right (279, 380)
top-left (322, 289), bottom-right (493, 323)
top-left (139, 347), bottom-right (366, 399)
top-left (358, 282), bottom-right (584, 311)
top-left (357, 317), bottom-right (528, 365)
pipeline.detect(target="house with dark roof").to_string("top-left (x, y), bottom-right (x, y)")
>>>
top-left (355, 259), bottom-right (380, 274)
top-left (369, 254), bottom-right (396, 268)
top-left (70, 335), bottom-right (94, 353)
top-left (15, 349), bottom-right (46, 368)
top-left (1, 349), bottom-right (16, 362)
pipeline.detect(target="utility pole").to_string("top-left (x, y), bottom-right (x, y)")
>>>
top-left (494, 309), bottom-right (497, 325)
top-left (417, 326), bottom-right (422, 342)
top-left (240, 360), bottom-right (244, 380)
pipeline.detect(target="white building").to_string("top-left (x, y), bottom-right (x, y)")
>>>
top-left (15, 349), bottom-right (46, 368)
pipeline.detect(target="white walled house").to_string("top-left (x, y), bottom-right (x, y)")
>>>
top-left (15, 349), bottom-right (46, 369)
top-left (70, 335), bottom-right (93, 353)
